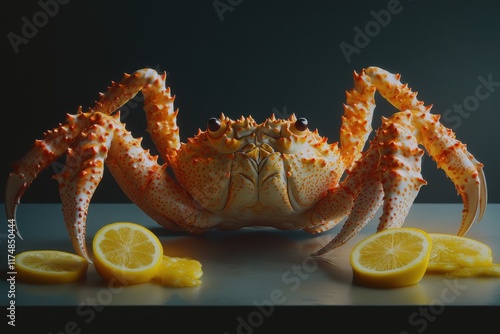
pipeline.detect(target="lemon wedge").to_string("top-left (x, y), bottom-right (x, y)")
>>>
top-left (350, 228), bottom-right (432, 288)
top-left (16, 250), bottom-right (88, 284)
top-left (92, 222), bottom-right (163, 285)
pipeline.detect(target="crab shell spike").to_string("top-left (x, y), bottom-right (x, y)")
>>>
top-left (66, 113), bottom-right (76, 122)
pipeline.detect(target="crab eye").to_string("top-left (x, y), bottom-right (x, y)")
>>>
top-left (294, 117), bottom-right (308, 132)
top-left (207, 117), bottom-right (221, 132)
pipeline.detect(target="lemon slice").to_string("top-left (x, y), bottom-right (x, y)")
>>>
top-left (16, 250), bottom-right (88, 284)
top-left (92, 222), bottom-right (163, 285)
top-left (426, 233), bottom-right (493, 274)
top-left (157, 256), bottom-right (203, 287)
top-left (350, 228), bottom-right (432, 288)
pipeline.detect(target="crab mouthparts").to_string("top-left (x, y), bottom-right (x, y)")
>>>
top-left (241, 143), bottom-right (275, 166)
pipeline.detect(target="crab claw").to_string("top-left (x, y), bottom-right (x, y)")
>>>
top-left (449, 154), bottom-right (487, 237)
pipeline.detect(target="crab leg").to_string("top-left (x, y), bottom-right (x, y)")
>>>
top-left (314, 112), bottom-right (425, 255)
top-left (303, 70), bottom-right (379, 236)
top-left (315, 67), bottom-right (486, 255)
top-left (7, 109), bottom-right (200, 261)
top-left (6, 69), bottom-right (169, 219)
top-left (365, 67), bottom-right (487, 235)
top-left (5, 69), bottom-right (195, 261)
top-left (310, 158), bottom-right (384, 255)
top-left (411, 111), bottom-right (486, 235)
top-left (5, 110), bottom-right (89, 239)
top-left (93, 69), bottom-right (181, 157)
top-left (340, 70), bottom-right (376, 170)
top-left (55, 114), bottom-right (114, 261)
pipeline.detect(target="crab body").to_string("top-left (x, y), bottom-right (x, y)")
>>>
top-left (6, 67), bottom-right (487, 262)
top-left (169, 115), bottom-right (343, 229)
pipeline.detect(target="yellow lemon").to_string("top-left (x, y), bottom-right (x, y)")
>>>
top-left (92, 222), bottom-right (163, 285)
top-left (16, 250), bottom-right (88, 284)
top-left (426, 233), bottom-right (493, 274)
top-left (157, 256), bottom-right (203, 287)
top-left (350, 228), bottom-right (432, 288)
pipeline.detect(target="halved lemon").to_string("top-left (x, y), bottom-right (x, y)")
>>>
top-left (157, 256), bottom-right (203, 287)
top-left (426, 233), bottom-right (493, 274)
top-left (16, 250), bottom-right (88, 284)
top-left (92, 222), bottom-right (163, 285)
top-left (350, 228), bottom-right (432, 288)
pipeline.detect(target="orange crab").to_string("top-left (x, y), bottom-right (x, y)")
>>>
top-left (6, 67), bottom-right (487, 262)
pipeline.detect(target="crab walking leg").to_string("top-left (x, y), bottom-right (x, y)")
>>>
top-left (54, 112), bottom-right (200, 261)
top-left (5, 111), bottom-right (90, 238)
top-left (96, 70), bottom-right (221, 231)
top-left (103, 124), bottom-right (209, 235)
top-left (365, 66), bottom-right (486, 235)
top-left (305, 70), bottom-right (377, 235)
top-left (312, 149), bottom-right (384, 255)
top-left (92, 68), bottom-right (180, 157)
top-left (376, 112), bottom-right (427, 230)
top-left (312, 66), bottom-right (425, 250)
top-left (364, 67), bottom-right (427, 113)
top-left (340, 70), bottom-right (377, 170)
top-left (54, 115), bottom-right (114, 262)
top-left (314, 111), bottom-right (426, 255)
top-left (412, 112), bottom-right (487, 235)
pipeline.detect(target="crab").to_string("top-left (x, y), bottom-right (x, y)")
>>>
top-left (6, 67), bottom-right (487, 262)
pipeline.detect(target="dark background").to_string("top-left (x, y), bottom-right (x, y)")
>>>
top-left (2, 2), bottom-right (500, 332)
top-left (1, 0), bottom-right (499, 204)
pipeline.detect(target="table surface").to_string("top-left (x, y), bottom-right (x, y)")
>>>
top-left (1, 203), bottom-right (499, 306)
